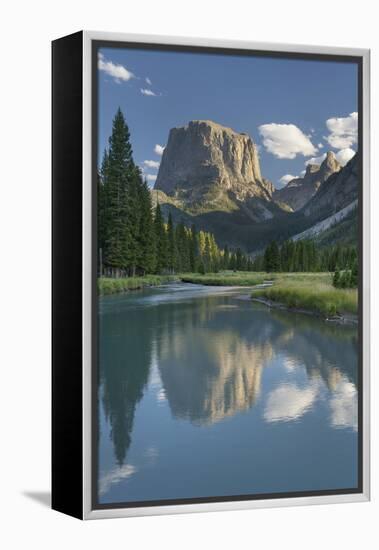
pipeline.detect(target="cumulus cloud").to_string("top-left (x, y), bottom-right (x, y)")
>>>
top-left (300, 169), bottom-right (306, 177)
top-left (145, 174), bottom-right (157, 182)
top-left (335, 147), bottom-right (356, 166)
top-left (278, 174), bottom-right (297, 187)
top-left (259, 123), bottom-right (318, 159)
top-left (143, 160), bottom-right (160, 169)
top-left (325, 112), bottom-right (358, 149)
top-left (98, 52), bottom-right (135, 83)
top-left (146, 77), bottom-right (152, 85)
top-left (264, 382), bottom-right (318, 423)
top-left (141, 88), bottom-right (157, 96)
top-left (99, 464), bottom-right (136, 495)
top-left (330, 378), bottom-right (358, 431)
top-left (305, 153), bottom-right (327, 166)
top-left (318, 142), bottom-right (324, 148)
top-left (154, 144), bottom-right (165, 156)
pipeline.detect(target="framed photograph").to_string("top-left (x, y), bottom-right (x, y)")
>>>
top-left (52, 31), bottom-right (370, 519)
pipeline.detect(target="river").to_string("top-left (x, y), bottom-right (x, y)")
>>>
top-left (97, 283), bottom-right (358, 505)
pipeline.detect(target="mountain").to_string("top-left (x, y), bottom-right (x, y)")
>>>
top-left (156, 120), bottom-right (265, 199)
top-left (303, 153), bottom-right (359, 218)
top-left (153, 119), bottom-right (358, 252)
top-left (273, 151), bottom-right (341, 211)
top-left (154, 120), bottom-right (281, 221)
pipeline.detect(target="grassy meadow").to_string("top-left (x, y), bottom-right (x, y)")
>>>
top-left (251, 272), bottom-right (357, 317)
top-left (98, 271), bottom-right (358, 319)
top-left (98, 275), bottom-right (178, 295)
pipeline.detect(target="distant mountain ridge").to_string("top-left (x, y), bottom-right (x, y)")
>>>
top-left (273, 151), bottom-right (341, 211)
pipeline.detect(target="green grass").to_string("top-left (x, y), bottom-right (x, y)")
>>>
top-left (252, 272), bottom-right (357, 317)
top-left (98, 275), bottom-right (178, 296)
top-left (180, 271), bottom-right (268, 286)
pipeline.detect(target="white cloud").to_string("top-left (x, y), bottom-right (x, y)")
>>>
top-left (305, 153), bottom-right (327, 166)
top-left (325, 112), bottom-right (358, 149)
top-left (278, 174), bottom-right (296, 187)
top-left (141, 88), bottom-right (157, 96)
top-left (98, 52), bottom-right (135, 83)
top-left (318, 142), bottom-right (324, 148)
top-left (99, 464), bottom-right (137, 495)
top-left (154, 144), bottom-right (165, 156)
top-left (300, 170), bottom-right (306, 177)
top-left (146, 77), bottom-right (152, 85)
top-left (145, 174), bottom-right (157, 182)
top-left (264, 382), bottom-right (318, 423)
top-left (259, 123), bottom-right (318, 159)
top-left (143, 160), bottom-right (160, 169)
top-left (330, 378), bottom-right (358, 431)
top-left (335, 147), bottom-right (356, 166)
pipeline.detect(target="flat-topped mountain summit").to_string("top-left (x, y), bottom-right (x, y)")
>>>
top-left (155, 120), bottom-right (273, 204)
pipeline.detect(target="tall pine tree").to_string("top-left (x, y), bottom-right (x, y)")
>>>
top-left (166, 212), bottom-right (176, 273)
top-left (103, 108), bottom-right (134, 276)
top-left (154, 203), bottom-right (168, 273)
top-left (137, 176), bottom-right (156, 275)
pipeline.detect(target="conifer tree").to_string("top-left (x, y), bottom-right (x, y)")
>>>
top-left (166, 212), bottom-right (176, 273)
top-left (204, 234), bottom-right (212, 272)
top-left (98, 149), bottom-right (109, 257)
top-left (125, 166), bottom-right (142, 276)
top-left (229, 252), bottom-right (237, 272)
top-left (154, 203), bottom-right (168, 273)
top-left (236, 248), bottom-right (243, 271)
top-left (350, 258), bottom-right (358, 287)
top-left (175, 223), bottom-right (190, 272)
top-left (137, 177), bottom-right (155, 275)
top-left (223, 245), bottom-right (230, 270)
top-left (264, 241), bottom-right (280, 272)
top-left (103, 108), bottom-right (134, 275)
top-left (189, 225), bottom-right (198, 272)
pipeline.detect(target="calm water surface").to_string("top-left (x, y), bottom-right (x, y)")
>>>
top-left (97, 283), bottom-right (358, 504)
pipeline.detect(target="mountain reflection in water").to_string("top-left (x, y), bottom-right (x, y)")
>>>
top-left (98, 283), bottom-right (358, 503)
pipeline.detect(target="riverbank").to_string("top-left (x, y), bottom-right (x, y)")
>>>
top-left (251, 273), bottom-right (358, 320)
top-left (98, 275), bottom-right (179, 295)
top-left (180, 272), bottom-right (267, 286)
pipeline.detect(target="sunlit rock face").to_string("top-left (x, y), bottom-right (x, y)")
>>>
top-left (273, 151), bottom-right (341, 211)
top-left (157, 327), bottom-right (273, 425)
top-left (155, 120), bottom-right (272, 203)
top-left (303, 152), bottom-right (358, 218)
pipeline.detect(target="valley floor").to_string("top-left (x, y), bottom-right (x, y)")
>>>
top-left (98, 271), bottom-right (358, 321)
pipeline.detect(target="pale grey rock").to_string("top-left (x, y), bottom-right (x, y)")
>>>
top-left (155, 120), bottom-right (269, 203)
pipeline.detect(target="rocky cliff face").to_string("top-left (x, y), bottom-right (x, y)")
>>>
top-left (155, 120), bottom-right (272, 204)
top-left (273, 151), bottom-right (341, 211)
top-left (303, 153), bottom-right (358, 217)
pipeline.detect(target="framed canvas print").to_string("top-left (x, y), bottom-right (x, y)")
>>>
top-left (52, 31), bottom-right (370, 519)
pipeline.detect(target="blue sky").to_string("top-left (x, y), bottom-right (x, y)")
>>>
top-left (98, 47), bottom-right (358, 189)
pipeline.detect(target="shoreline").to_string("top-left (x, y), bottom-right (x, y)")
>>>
top-left (251, 296), bottom-right (358, 325)
top-left (98, 275), bottom-right (180, 296)
top-left (98, 274), bottom-right (358, 326)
